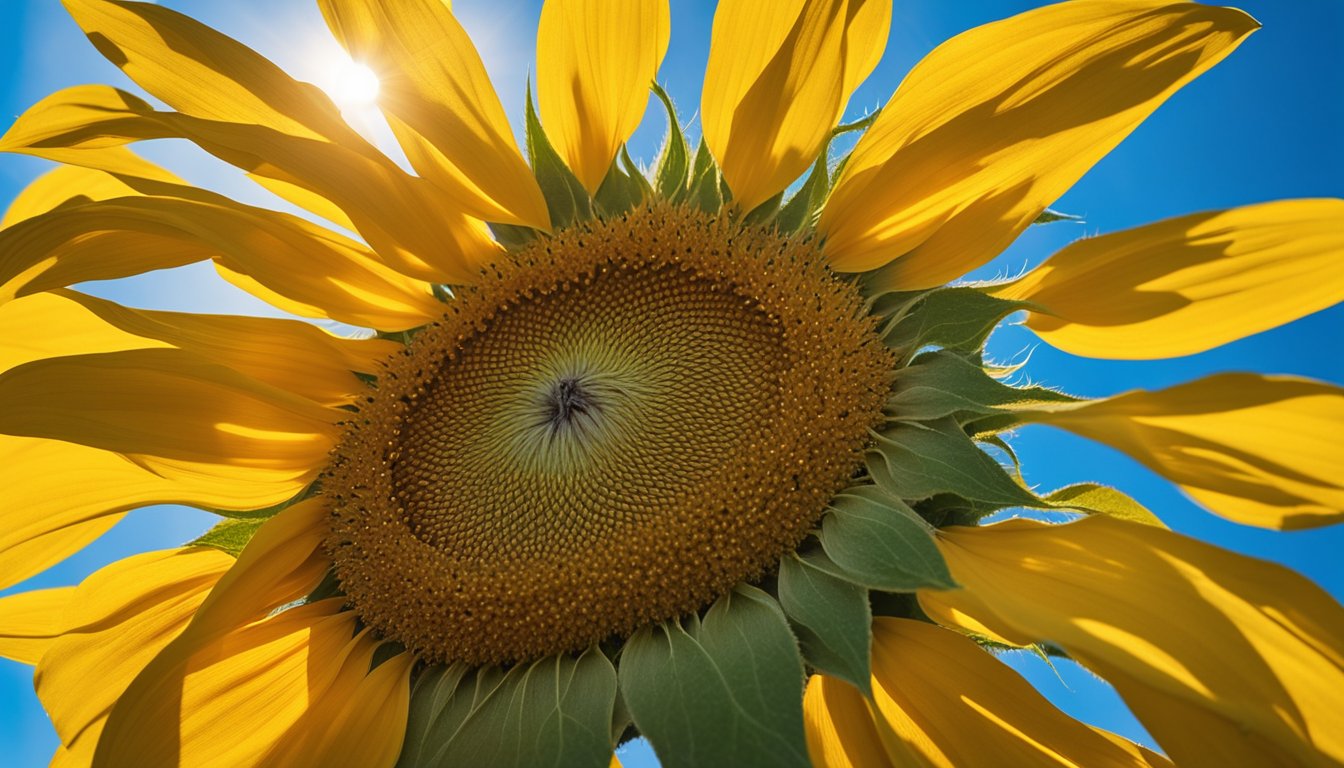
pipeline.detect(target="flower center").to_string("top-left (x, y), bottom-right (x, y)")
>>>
top-left (324, 205), bottom-right (891, 664)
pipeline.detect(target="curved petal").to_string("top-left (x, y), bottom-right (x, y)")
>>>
top-left (318, 0), bottom-right (551, 229)
top-left (0, 348), bottom-right (338, 478)
top-left (923, 517), bottom-right (1344, 766)
top-left (4, 91), bottom-right (497, 283)
top-left (995, 198), bottom-right (1344, 359)
top-left (865, 618), bottom-right (1167, 767)
top-left (538, 0), bottom-right (671, 194)
top-left (0, 587), bottom-right (75, 664)
top-left (821, 1), bottom-right (1257, 286)
top-left (95, 599), bottom-right (358, 767)
top-left (0, 193), bottom-right (443, 330)
top-left (1028, 374), bottom-right (1344, 529)
top-left (35, 547), bottom-right (232, 755)
top-left (803, 674), bottom-right (899, 767)
top-left (702, 0), bottom-right (891, 212)
top-left (261, 644), bottom-right (415, 768)
top-left (0, 435), bottom-right (297, 592)
top-left (187, 498), bottom-right (333, 641)
top-left (0, 290), bottom-right (395, 406)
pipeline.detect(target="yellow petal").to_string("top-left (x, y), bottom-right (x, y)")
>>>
top-left (4, 84), bottom-right (496, 284)
top-left (0, 347), bottom-right (337, 480)
top-left (0, 290), bottom-right (395, 407)
top-left (703, 0), bottom-right (891, 212)
top-left (95, 599), bottom-right (358, 767)
top-left (1029, 374), bottom-right (1344, 529)
top-left (821, 2), bottom-right (1257, 286)
top-left (867, 617), bottom-right (1161, 767)
top-left (537, 0), bottom-right (671, 194)
top-left (246, 172), bottom-right (358, 232)
top-left (994, 198), bottom-right (1344, 359)
top-left (318, 0), bottom-right (550, 229)
top-left (803, 674), bottom-right (897, 768)
top-left (36, 547), bottom-right (232, 755)
top-left (264, 646), bottom-right (415, 768)
top-left (0, 435), bottom-right (294, 592)
top-left (0, 587), bottom-right (75, 664)
top-left (925, 517), bottom-right (1344, 766)
top-left (0, 191), bottom-right (443, 330)
top-left (188, 498), bottom-right (333, 641)
top-left (2, 163), bottom-right (150, 228)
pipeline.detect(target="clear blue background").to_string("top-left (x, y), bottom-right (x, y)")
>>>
top-left (1, 1), bottom-right (1341, 765)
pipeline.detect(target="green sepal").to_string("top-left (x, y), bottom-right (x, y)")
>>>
top-left (868, 418), bottom-right (1041, 512)
top-left (819, 485), bottom-right (955, 592)
top-left (190, 517), bottom-right (263, 556)
top-left (681, 139), bottom-right (723, 213)
top-left (1033, 208), bottom-right (1083, 225)
top-left (742, 191), bottom-right (784, 227)
top-left (619, 584), bottom-right (810, 768)
top-left (403, 648), bottom-right (618, 768)
top-left (888, 350), bottom-right (1078, 423)
top-left (1041, 483), bottom-right (1166, 528)
top-left (593, 146), bottom-right (650, 218)
top-left (489, 221), bottom-right (539, 251)
top-left (398, 663), bottom-right (474, 768)
top-left (877, 287), bottom-right (1030, 360)
top-left (651, 82), bottom-right (690, 200)
top-left (776, 150), bottom-right (828, 234)
top-left (778, 552), bottom-right (873, 695)
top-left (524, 82), bottom-right (591, 229)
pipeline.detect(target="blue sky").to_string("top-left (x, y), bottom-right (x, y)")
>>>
top-left (1, 1), bottom-right (1341, 766)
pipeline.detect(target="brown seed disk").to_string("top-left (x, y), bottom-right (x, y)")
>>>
top-left (324, 204), bottom-right (892, 665)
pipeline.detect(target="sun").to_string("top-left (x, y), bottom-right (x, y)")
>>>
top-left (319, 56), bottom-right (379, 110)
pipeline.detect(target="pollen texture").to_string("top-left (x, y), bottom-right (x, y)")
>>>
top-left (325, 205), bottom-right (891, 664)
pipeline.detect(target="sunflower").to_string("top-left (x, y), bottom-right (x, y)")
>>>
top-left (1, 0), bottom-right (1342, 766)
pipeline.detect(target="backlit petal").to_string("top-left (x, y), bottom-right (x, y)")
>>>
top-left (95, 599), bottom-right (358, 767)
top-left (36, 547), bottom-right (232, 756)
top-left (4, 88), bottom-right (495, 283)
top-left (995, 199), bottom-right (1344, 359)
top-left (821, 2), bottom-right (1257, 286)
top-left (803, 674), bottom-right (896, 768)
top-left (0, 191), bottom-right (442, 330)
top-left (318, 0), bottom-right (551, 229)
top-left (0, 348), bottom-right (338, 481)
top-left (924, 517), bottom-right (1344, 766)
top-left (867, 617), bottom-right (1162, 767)
top-left (1030, 374), bottom-right (1344, 529)
top-left (0, 435), bottom-right (296, 592)
top-left (0, 587), bottom-right (75, 664)
top-left (538, 0), bottom-right (671, 193)
top-left (187, 498), bottom-right (333, 641)
top-left (0, 290), bottom-right (396, 406)
top-left (703, 0), bottom-right (891, 212)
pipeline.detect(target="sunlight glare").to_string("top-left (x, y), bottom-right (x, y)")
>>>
top-left (322, 58), bottom-right (380, 110)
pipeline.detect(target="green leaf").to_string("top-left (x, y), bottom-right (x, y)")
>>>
top-left (620, 146), bottom-right (653, 201)
top-left (742, 191), bottom-right (784, 227)
top-left (398, 664), bottom-right (472, 768)
top-left (778, 552), bottom-right (872, 694)
top-left (1033, 208), bottom-right (1083, 225)
top-left (651, 82), bottom-right (690, 200)
top-left (888, 351), bottom-right (1078, 422)
top-left (868, 419), bottom-right (1041, 511)
top-left (819, 485), bottom-right (955, 592)
top-left (190, 517), bottom-right (263, 556)
top-left (619, 585), bottom-right (810, 768)
top-left (1041, 483), bottom-right (1167, 528)
top-left (878, 287), bottom-right (1029, 359)
top-left (415, 648), bottom-right (618, 768)
top-left (683, 139), bottom-right (722, 213)
top-left (524, 82), bottom-right (591, 229)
